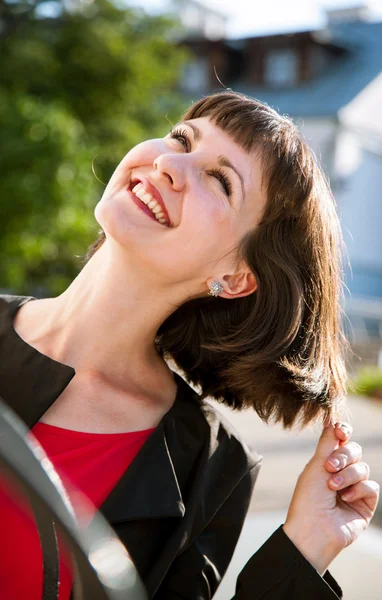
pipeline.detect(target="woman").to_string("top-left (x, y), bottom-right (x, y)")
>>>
top-left (0, 91), bottom-right (379, 599)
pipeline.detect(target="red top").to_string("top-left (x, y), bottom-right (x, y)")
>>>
top-left (0, 422), bottom-right (155, 600)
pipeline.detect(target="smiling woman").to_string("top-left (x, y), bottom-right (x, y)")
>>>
top-left (0, 90), bottom-right (379, 600)
top-left (90, 91), bottom-right (348, 428)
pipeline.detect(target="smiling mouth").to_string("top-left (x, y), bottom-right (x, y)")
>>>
top-left (128, 179), bottom-right (171, 227)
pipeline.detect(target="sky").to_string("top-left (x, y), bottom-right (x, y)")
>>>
top-left (125, 0), bottom-right (382, 38)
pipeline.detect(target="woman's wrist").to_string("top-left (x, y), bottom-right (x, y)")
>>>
top-left (282, 521), bottom-right (339, 576)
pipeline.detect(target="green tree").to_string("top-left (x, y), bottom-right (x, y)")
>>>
top-left (0, 0), bottom-right (188, 294)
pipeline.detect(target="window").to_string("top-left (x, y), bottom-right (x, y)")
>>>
top-left (181, 58), bottom-right (209, 93)
top-left (264, 49), bottom-right (298, 87)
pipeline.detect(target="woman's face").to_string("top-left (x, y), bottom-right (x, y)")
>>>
top-left (95, 117), bottom-right (266, 297)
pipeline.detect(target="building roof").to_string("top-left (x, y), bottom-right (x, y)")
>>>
top-left (339, 72), bottom-right (382, 145)
top-left (235, 21), bottom-right (382, 118)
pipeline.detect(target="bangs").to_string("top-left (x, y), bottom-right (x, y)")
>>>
top-left (182, 91), bottom-right (290, 155)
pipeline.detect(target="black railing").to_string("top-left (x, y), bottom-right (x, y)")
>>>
top-left (0, 397), bottom-right (148, 600)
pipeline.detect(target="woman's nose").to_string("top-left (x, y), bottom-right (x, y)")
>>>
top-left (153, 154), bottom-right (185, 191)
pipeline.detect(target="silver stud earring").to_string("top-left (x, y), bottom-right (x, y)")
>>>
top-left (208, 281), bottom-right (223, 297)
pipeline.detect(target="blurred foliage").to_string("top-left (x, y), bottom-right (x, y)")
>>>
top-left (0, 0), bottom-right (188, 294)
top-left (349, 367), bottom-right (382, 399)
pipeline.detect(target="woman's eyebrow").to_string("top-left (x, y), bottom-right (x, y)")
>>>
top-left (184, 120), bottom-right (202, 141)
top-left (183, 121), bottom-right (245, 202)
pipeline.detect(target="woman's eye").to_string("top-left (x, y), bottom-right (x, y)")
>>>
top-left (169, 128), bottom-right (190, 152)
top-left (207, 169), bottom-right (232, 197)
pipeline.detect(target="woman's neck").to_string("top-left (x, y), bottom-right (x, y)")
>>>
top-left (14, 239), bottom-right (184, 394)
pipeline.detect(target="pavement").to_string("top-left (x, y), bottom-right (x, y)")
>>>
top-left (208, 394), bottom-right (382, 599)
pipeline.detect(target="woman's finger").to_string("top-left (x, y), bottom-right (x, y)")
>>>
top-left (325, 441), bottom-right (362, 473)
top-left (341, 479), bottom-right (380, 512)
top-left (334, 421), bottom-right (353, 444)
top-left (328, 461), bottom-right (370, 491)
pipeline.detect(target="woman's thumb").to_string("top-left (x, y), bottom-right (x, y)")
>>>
top-left (315, 422), bottom-right (340, 462)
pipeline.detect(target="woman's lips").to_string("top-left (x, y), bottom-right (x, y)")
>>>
top-left (129, 176), bottom-right (172, 226)
top-left (140, 176), bottom-right (169, 219)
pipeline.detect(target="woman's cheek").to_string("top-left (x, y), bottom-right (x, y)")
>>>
top-left (123, 139), bottom-right (166, 169)
top-left (195, 189), bottom-right (229, 228)
top-left (106, 139), bottom-right (165, 189)
top-left (96, 143), bottom-right (151, 207)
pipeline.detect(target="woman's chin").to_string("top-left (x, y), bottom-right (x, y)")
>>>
top-left (94, 194), bottom-right (131, 233)
top-left (94, 197), bottom-right (106, 226)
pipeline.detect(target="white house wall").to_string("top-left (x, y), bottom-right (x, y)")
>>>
top-left (296, 117), bottom-right (338, 179)
top-left (297, 117), bottom-right (382, 299)
top-left (335, 146), bottom-right (382, 298)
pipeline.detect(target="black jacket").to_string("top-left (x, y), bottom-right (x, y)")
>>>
top-left (0, 295), bottom-right (342, 599)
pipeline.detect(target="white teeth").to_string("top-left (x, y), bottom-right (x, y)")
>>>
top-left (135, 187), bottom-right (146, 200)
top-left (131, 182), bottom-right (169, 226)
top-left (142, 193), bottom-right (152, 204)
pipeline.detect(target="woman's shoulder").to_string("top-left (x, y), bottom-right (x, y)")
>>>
top-left (171, 371), bottom-right (262, 473)
top-left (168, 375), bottom-right (263, 524)
top-left (203, 397), bottom-right (263, 469)
top-left (0, 294), bottom-right (36, 343)
top-left (0, 293), bottom-right (34, 321)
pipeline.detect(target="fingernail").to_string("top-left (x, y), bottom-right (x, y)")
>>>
top-left (328, 458), bottom-right (340, 469)
top-left (338, 423), bottom-right (351, 436)
top-left (331, 475), bottom-right (344, 487)
top-left (342, 492), bottom-right (353, 501)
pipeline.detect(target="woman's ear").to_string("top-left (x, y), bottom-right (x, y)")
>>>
top-left (208, 270), bottom-right (257, 299)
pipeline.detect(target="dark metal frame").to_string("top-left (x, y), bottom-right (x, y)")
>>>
top-left (0, 397), bottom-right (148, 600)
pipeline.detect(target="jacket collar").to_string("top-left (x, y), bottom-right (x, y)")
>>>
top-left (0, 295), bottom-right (76, 428)
top-left (0, 295), bottom-right (204, 523)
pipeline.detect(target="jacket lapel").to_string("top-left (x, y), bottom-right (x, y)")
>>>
top-left (100, 371), bottom-right (206, 523)
top-left (100, 420), bottom-right (185, 522)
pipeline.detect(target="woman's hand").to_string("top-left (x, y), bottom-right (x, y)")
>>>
top-left (282, 422), bottom-right (380, 575)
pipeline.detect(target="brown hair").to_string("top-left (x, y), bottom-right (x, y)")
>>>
top-left (86, 91), bottom-right (349, 428)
